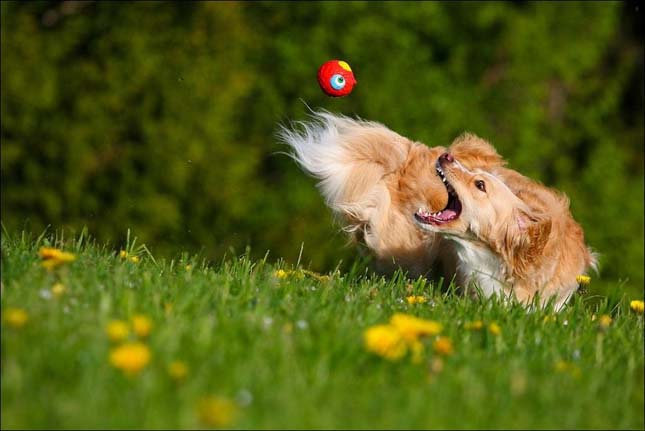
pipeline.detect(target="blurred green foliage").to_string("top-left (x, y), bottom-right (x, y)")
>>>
top-left (1, 1), bottom-right (643, 296)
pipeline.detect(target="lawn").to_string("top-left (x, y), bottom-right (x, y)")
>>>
top-left (1, 230), bottom-right (643, 429)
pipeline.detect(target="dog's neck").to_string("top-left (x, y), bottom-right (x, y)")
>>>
top-left (445, 235), bottom-right (509, 299)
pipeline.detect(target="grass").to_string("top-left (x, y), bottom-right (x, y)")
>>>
top-left (1, 230), bottom-right (643, 430)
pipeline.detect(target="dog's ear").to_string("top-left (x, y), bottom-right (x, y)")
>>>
top-left (501, 208), bottom-right (552, 277)
top-left (448, 133), bottom-right (506, 169)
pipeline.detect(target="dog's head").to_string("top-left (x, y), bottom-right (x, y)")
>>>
top-left (394, 133), bottom-right (507, 220)
top-left (414, 151), bottom-right (552, 273)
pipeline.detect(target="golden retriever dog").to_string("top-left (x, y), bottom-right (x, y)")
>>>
top-left (279, 111), bottom-right (506, 279)
top-left (413, 149), bottom-right (597, 310)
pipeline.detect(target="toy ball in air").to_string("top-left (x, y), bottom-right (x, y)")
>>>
top-left (317, 60), bottom-right (357, 97)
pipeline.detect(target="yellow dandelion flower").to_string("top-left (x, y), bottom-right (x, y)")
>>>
top-left (598, 314), bottom-right (612, 329)
top-left (406, 295), bottom-right (427, 305)
top-left (630, 300), bottom-right (644, 314)
top-left (106, 320), bottom-right (130, 342)
top-left (576, 275), bottom-right (591, 286)
top-left (282, 322), bottom-right (293, 334)
top-left (168, 361), bottom-right (189, 381)
top-left (273, 269), bottom-right (306, 280)
top-left (274, 269), bottom-right (288, 279)
top-left (51, 283), bottom-right (67, 298)
top-left (132, 314), bottom-right (152, 338)
top-left (197, 396), bottom-right (238, 427)
top-left (39, 247), bottom-right (76, 271)
top-left (129, 255), bottom-right (140, 263)
top-left (132, 315), bottom-right (153, 338)
top-left (488, 322), bottom-right (502, 336)
top-left (109, 342), bottom-right (151, 375)
top-left (389, 313), bottom-right (442, 342)
top-left (554, 360), bottom-right (569, 373)
top-left (542, 315), bottom-right (557, 324)
top-left (464, 320), bottom-right (484, 330)
top-left (554, 360), bottom-right (581, 378)
top-left (364, 324), bottom-right (408, 361)
top-left (433, 336), bottom-right (454, 356)
top-left (119, 250), bottom-right (128, 259)
top-left (3, 308), bottom-right (28, 328)
top-left (185, 264), bottom-right (192, 271)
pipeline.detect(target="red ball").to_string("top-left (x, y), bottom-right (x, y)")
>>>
top-left (317, 60), bottom-right (357, 97)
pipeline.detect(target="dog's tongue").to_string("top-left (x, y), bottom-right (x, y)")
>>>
top-left (437, 209), bottom-right (457, 221)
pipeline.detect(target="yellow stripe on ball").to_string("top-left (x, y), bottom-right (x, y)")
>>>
top-left (338, 61), bottom-right (352, 72)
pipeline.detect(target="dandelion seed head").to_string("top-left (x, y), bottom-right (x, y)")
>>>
top-left (235, 389), bottom-right (253, 407)
top-left (262, 316), bottom-right (274, 329)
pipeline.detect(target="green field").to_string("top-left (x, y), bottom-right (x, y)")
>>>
top-left (1, 230), bottom-right (643, 430)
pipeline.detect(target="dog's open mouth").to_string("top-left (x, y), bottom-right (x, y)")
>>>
top-left (414, 161), bottom-right (462, 225)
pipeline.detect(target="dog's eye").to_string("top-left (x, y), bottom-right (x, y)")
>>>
top-left (475, 180), bottom-right (486, 192)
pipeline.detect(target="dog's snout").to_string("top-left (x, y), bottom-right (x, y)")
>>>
top-left (439, 152), bottom-right (454, 164)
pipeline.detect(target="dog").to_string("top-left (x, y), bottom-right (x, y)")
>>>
top-left (413, 151), bottom-right (597, 310)
top-left (279, 111), bottom-right (506, 279)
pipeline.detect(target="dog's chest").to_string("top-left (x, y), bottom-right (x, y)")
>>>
top-left (450, 238), bottom-right (505, 297)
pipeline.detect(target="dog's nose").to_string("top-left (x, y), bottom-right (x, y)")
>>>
top-left (439, 152), bottom-right (454, 164)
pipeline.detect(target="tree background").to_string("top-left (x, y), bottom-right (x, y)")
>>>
top-left (1, 1), bottom-right (643, 298)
